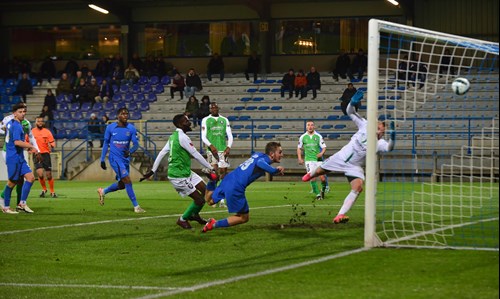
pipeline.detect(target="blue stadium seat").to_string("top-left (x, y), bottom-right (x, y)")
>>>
top-left (247, 88), bottom-right (258, 93)
top-left (252, 97), bottom-right (264, 101)
top-left (161, 75), bottom-right (171, 85)
top-left (119, 85), bottom-right (129, 93)
top-left (257, 125), bottom-right (269, 129)
top-left (132, 84), bottom-right (141, 93)
top-left (239, 115), bottom-right (251, 121)
top-left (246, 106), bottom-right (258, 110)
top-left (234, 106), bottom-right (245, 111)
top-left (253, 79), bottom-right (264, 84)
top-left (327, 115), bottom-right (339, 120)
top-left (149, 76), bottom-right (159, 85)
top-left (130, 110), bottom-right (142, 120)
top-left (123, 93), bottom-right (134, 102)
top-left (146, 93), bottom-right (157, 102)
top-left (270, 106), bottom-right (282, 110)
top-left (258, 106), bottom-right (270, 110)
top-left (81, 102), bottom-right (92, 111)
top-left (139, 101), bottom-right (150, 111)
top-left (321, 124), bottom-right (333, 130)
top-left (93, 102), bottom-right (103, 111)
top-left (138, 76), bottom-right (148, 85)
top-left (263, 134), bottom-right (274, 139)
top-left (69, 103), bottom-right (80, 110)
top-left (258, 88), bottom-right (270, 93)
top-left (240, 97), bottom-right (252, 102)
top-left (244, 125), bottom-right (255, 130)
top-left (238, 133), bottom-right (250, 139)
top-left (265, 79), bottom-right (276, 84)
top-left (228, 116), bottom-right (238, 121)
top-left (104, 102), bottom-right (115, 111)
top-left (270, 124), bottom-right (282, 130)
top-left (334, 124), bottom-right (346, 129)
top-left (271, 88), bottom-right (281, 93)
top-left (112, 94), bottom-right (122, 102)
top-left (128, 102), bottom-right (138, 111)
top-left (142, 84), bottom-right (152, 93)
top-left (153, 84), bottom-right (164, 94)
top-left (135, 93), bottom-right (145, 101)
top-left (232, 124), bottom-right (244, 130)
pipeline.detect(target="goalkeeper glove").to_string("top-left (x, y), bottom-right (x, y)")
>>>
top-left (350, 90), bottom-right (363, 106)
top-left (100, 161), bottom-right (107, 170)
top-left (140, 170), bottom-right (155, 182)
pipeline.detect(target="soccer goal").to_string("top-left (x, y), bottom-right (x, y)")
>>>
top-left (364, 19), bottom-right (499, 251)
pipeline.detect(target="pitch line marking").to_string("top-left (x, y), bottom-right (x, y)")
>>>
top-left (0, 282), bottom-right (178, 291)
top-left (0, 204), bottom-right (335, 236)
top-left (135, 247), bottom-right (369, 299)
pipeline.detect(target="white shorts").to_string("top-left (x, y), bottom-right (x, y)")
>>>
top-left (321, 153), bottom-right (365, 181)
top-left (207, 151), bottom-right (230, 168)
top-left (168, 172), bottom-right (204, 197)
top-left (305, 161), bottom-right (322, 174)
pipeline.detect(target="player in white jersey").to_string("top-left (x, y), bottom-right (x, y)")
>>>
top-left (302, 94), bottom-right (395, 224)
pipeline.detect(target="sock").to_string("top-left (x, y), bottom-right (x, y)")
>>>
top-left (20, 181), bottom-right (33, 203)
top-left (219, 199), bottom-right (225, 205)
top-left (0, 185), bottom-right (6, 199)
top-left (321, 181), bottom-right (327, 192)
top-left (310, 181), bottom-right (319, 194)
top-left (125, 183), bottom-right (138, 207)
top-left (206, 180), bottom-right (217, 191)
top-left (39, 178), bottom-right (47, 191)
top-left (48, 179), bottom-right (55, 193)
top-left (3, 186), bottom-right (13, 207)
top-left (104, 183), bottom-right (119, 194)
top-left (338, 190), bottom-right (360, 215)
top-left (215, 218), bottom-right (229, 228)
top-left (16, 183), bottom-right (23, 205)
top-left (182, 202), bottom-right (199, 219)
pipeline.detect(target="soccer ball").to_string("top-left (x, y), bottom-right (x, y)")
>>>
top-left (451, 77), bottom-right (470, 95)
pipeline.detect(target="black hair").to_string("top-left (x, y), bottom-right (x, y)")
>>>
top-left (117, 107), bottom-right (129, 115)
top-left (173, 114), bottom-right (186, 127)
top-left (12, 102), bottom-right (27, 112)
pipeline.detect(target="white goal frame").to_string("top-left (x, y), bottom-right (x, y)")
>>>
top-left (364, 19), bottom-right (499, 249)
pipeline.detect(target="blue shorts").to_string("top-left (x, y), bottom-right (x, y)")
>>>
top-left (109, 157), bottom-right (130, 181)
top-left (7, 159), bottom-right (32, 182)
top-left (212, 178), bottom-right (249, 214)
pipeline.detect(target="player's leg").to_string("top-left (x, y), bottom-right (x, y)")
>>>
top-left (2, 179), bottom-right (19, 214)
top-left (15, 177), bottom-right (24, 205)
top-left (17, 165), bottom-right (35, 213)
top-left (121, 175), bottom-right (144, 213)
top-left (171, 174), bottom-right (204, 229)
top-left (36, 166), bottom-right (47, 197)
top-left (203, 188), bottom-right (249, 233)
top-left (45, 155), bottom-right (56, 197)
top-left (184, 181), bottom-right (208, 225)
top-left (216, 152), bottom-right (229, 208)
top-left (333, 176), bottom-right (364, 224)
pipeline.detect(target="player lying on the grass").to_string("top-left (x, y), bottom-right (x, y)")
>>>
top-left (202, 141), bottom-right (285, 233)
top-left (140, 114), bottom-right (217, 229)
top-left (302, 92), bottom-right (395, 224)
top-left (98, 107), bottom-right (145, 213)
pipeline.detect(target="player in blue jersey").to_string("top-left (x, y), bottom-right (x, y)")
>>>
top-left (97, 107), bottom-right (145, 213)
top-left (2, 103), bottom-right (38, 214)
top-left (202, 141), bottom-right (285, 232)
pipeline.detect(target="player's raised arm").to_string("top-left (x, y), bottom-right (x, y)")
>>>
top-left (347, 90), bottom-right (365, 128)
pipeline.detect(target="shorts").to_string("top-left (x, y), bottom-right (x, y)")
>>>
top-left (212, 176), bottom-right (249, 214)
top-left (109, 157), bottom-right (130, 181)
top-left (305, 161), bottom-right (322, 174)
top-left (321, 153), bottom-right (365, 181)
top-left (168, 172), bottom-right (203, 197)
top-left (7, 159), bottom-right (32, 182)
top-left (207, 151), bottom-right (230, 168)
top-left (34, 153), bottom-right (52, 171)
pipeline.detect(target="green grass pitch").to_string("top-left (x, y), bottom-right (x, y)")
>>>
top-left (0, 180), bottom-right (498, 299)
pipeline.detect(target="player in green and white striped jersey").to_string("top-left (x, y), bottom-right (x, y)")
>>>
top-left (297, 120), bottom-right (327, 200)
top-left (141, 114), bottom-right (216, 229)
top-left (201, 102), bottom-right (233, 208)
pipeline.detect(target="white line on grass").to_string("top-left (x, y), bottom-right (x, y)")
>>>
top-left (0, 204), bottom-right (335, 236)
top-left (0, 282), bottom-right (178, 291)
top-left (135, 247), bottom-right (369, 299)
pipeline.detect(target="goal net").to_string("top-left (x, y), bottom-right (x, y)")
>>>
top-left (364, 19), bottom-right (499, 251)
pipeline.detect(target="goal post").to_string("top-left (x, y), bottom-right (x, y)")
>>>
top-left (365, 19), bottom-right (499, 250)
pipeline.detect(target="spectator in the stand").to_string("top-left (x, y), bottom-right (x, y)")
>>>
top-left (96, 79), bottom-right (113, 103)
top-left (39, 105), bottom-right (54, 132)
top-left (85, 70), bottom-right (95, 86)
top-left (348, 48), bottom-right (368, 81)
top-left (110, 65), bottom-right (123, 88)
top-left (207, 53), bottom-right (224, 81)
top-left (409, 53), bottom-right (428, 89)
top-left (306, 66), bottom-right (321, 100)
top-left (130, 53), bottom-right (144, 74)
top-left (244, 51), bottom-right (260, 82)
top-left (439, 49), bottom-right (456, 77)
top-left (87, 113), bottom-right (101, 148)
top-left (14, 72), bottom-right (33, 103)
top-left (72, 70), bottom-right (84, 90)
top-left (185, 96), bottom-right (200, 128)
top-left (99, 115), bottom-right (109, 148)
top-left (74, 78), bottom-right (90, 108)
top-left (110, 54), bottom-right (124, 77)
top-left (339, 83), bottom-right (359, 115)
top-left (397, 54), bottom-right (410, 87)
top-left (184, 68), bottom-right (202, 98)
top-left (87, 78), bottom-right (100, 106)
top-left (280, 68), bottom-right (295, 99)
top-left (332, 49), bottom-right (350, 81)
top-left (43, 89), bottom-right (57, 113)
top-left (56, 72), bottom-right (73, 96)
top-left (38, 57), bottom-right (56, 86)
top-left (122, 63), bottom-right (140, 86)
top-left (94, 58), bottom-right (110, 78)
top-left (170, 72), bottom-right (185, 100)
top-left (294, 69), bottom-right (307, 99)
top-left (80, 63), bottom-right (90, 77)
top-left (198, 95), bottom-right (211, 120)
top-left (64, 58), bottom-right (79, 78)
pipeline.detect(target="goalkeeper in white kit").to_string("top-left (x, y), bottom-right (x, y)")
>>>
top-left (302, 91), bottom-right (395, 224)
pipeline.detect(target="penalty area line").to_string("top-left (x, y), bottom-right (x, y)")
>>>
top-left (135, 247), bottom-right (369, 299)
